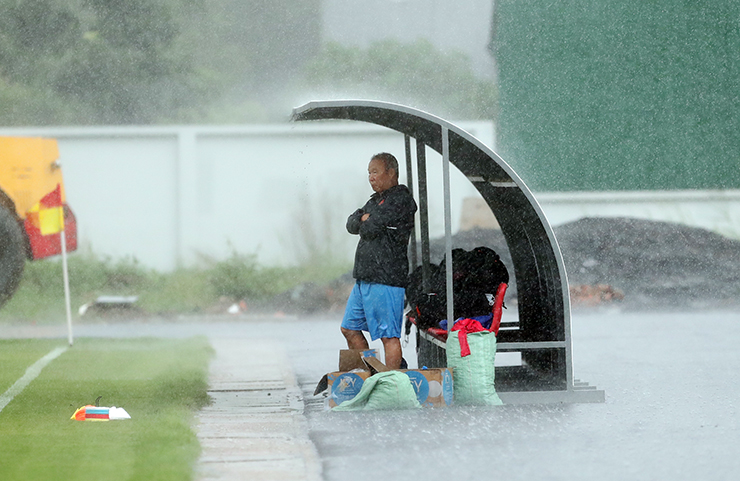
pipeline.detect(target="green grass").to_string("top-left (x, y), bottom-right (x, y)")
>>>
top-left (0, 337), bottom-right (213, 481)
top-left (0, 338), bottom-right (63, 394)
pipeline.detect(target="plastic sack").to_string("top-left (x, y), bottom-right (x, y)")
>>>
top-left (446, 330), bottom-right (503, 406)
top-left (333, 371), bottom-right (422, 411)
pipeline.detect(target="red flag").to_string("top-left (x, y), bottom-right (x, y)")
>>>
top-left (40, 183), bottom-right (63, 209)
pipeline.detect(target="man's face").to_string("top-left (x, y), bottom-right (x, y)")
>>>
top-left (368, 158), bottom-right (397, 193)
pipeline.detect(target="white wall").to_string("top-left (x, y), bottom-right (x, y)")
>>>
top-left (4, 121), bottom-right (739, 272)
top-left (1, 121), bottom-right (489, 271)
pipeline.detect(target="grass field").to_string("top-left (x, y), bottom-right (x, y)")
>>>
top-left (0, 337), bottom-right (213, 481)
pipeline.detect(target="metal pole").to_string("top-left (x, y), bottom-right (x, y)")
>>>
top-left (442, 127), bottom-right (454, 330)
top-left (404, 135), bottom-right (417, 270)
top-left (416, 139), bottom-right (431, 292)
top-left (60, 225), bottom-right (73, 346)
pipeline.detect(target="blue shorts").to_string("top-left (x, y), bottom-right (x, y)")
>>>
top-left (341, 281), bottom-right (405, 341)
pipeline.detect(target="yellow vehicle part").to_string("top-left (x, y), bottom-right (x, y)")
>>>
top-left (0, 136), bottom-right (66, 218)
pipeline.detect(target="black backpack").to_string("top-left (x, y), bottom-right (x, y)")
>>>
top-left (406, 246), bottom-right (509, 331)
top-left (406, 262), bottom-right (446, 330)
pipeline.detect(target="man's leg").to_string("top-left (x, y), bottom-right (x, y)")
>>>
top-left (363, 283), bottom-right (406, 369)
top-left (342, 327), bottom-right (369, 350)
top-left (381, 337), bottom-right (402, 370)
top-left (341, 281), bottom-right (370, 349)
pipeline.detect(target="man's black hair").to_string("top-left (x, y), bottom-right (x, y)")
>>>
top-left (371, 152), bottom-right (399, 180)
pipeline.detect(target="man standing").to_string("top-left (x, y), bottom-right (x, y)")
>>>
top-left (341, 152), bottom-right (417, 369)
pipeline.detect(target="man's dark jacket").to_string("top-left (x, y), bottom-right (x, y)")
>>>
top-left (347, 184), bottom-right (417, 288)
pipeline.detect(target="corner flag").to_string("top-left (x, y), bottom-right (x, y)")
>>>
top-left (29, 184), bottom-right (65, 235)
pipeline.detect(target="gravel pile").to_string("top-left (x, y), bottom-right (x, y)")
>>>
top-left (554, 217), bottom-right (740, 310)
top-left (428, 218), bottom-right (740, 311)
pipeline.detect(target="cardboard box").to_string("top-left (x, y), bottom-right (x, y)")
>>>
top-left (318, 369), bottom-right (374, 408)
top-left (403, 368), bottom-right (453, 408)
top-left (315, 350), bottom-right (454, 408)
top-left (338, 349), bottom-right (379, 372)
top-left (314, 349), bottom-right (378, 403)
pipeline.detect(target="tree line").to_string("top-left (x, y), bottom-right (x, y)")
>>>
top-left (0, 0), bottom-right (497, 126)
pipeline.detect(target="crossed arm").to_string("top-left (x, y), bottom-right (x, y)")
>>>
top-left (346, 196), bottom-right (412, 239)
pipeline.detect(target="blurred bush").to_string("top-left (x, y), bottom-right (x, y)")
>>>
top-left (0, 250), bottom-right (351, 323)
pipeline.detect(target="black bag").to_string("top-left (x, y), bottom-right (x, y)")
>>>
top-left (406, 246), bottom-right (509, 331)
top-left (406, 263), bottom-right (446, 330)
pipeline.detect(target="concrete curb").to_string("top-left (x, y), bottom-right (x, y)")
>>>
top-left (196, 338), bottom-right (323, 481)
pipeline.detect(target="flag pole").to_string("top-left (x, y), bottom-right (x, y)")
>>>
top-left (60, 215), bottom-right (73, 346)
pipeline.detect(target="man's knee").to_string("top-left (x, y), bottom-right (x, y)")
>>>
top-left (381, 337), bottom-right (401, 354)
top-left (342, 327), bottom-right (369, 349)
top-left (341, 326), bottom-right (358, 339)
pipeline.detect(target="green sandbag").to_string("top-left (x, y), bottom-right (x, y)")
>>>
top-left (446, 330), bottom-right (503, 406)
top-left (333, 371), bottom-right (422, 411)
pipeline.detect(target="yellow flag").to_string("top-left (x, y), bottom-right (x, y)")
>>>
top-left (38, 206), bottom-right (64, 235)
top-left (27, 184), bottom-right (64, 235)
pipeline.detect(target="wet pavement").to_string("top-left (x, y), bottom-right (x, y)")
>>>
top-left (4, 309), bottom-right (740, 481)
top-left (195, 337), bottom-right (322, 481)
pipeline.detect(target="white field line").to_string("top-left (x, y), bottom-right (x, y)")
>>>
top-left (0, 346), bottom-right (68, 414)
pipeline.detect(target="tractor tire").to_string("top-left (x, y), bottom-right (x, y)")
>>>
top-left (0, 205), bottom-right (26, 309)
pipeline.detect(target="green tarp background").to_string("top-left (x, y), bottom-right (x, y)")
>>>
top-left (492, 1), bottom-right (740, 192)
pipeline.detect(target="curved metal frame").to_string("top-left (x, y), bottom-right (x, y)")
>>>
top-left (293, 100), bottom-right (602, 403)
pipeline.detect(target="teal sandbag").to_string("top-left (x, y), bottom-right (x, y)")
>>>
top-left (333, 371), bottom-right (422, 411)
top-left (446, 330), bottom-right (503, 406)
